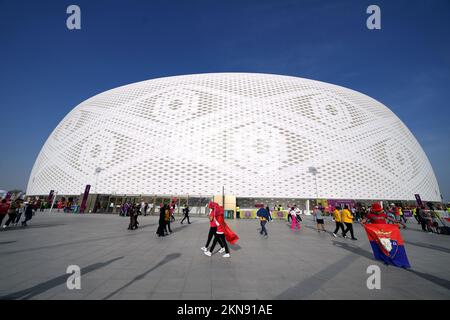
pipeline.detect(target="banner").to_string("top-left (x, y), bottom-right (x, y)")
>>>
top-left (47, 190), bottom-right (54, 203)
top-left (364, 224), bottom-right (411, 268)
top-left (79, 185), bottom-right (91, 213)
top-left (414, 194), bottom-right (423, 207)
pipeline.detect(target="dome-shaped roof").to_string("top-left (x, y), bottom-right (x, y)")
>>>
top-left (27, 73), bottom-right (440, 201)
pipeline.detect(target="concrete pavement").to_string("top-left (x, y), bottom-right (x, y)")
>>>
top-left (0, 211), bottom-right (449, 300)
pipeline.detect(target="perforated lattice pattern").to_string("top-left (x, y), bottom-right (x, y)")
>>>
top-left (27, 73), bottom-right (440, 201)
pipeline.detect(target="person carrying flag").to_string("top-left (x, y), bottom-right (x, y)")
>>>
top-left (361, 203), bottom-right (388, 225)
top-left (204, 202), bottom-right (238, 258)
top-left (362, 204), bottom-right (411, 268)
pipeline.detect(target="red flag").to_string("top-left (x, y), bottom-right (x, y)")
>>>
top-left (364, 224), bottom-right (410, 268)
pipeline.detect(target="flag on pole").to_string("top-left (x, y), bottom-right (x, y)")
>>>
top-left (364, 224), bottom-right (411, 268)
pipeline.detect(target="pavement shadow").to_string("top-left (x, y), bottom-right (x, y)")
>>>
top-left (333, 241), bottom-right (450, 291)
top-left (0, 256), bottom-right (124, 300)
top-left (167, 224), bottom-right (189, 233)
top-left (276, 248), bottom-right (361, 299)
top-left (0, 241), bottom-right (17, 245)
top-left (331, 240), bottom-right (375, 260)
top-left (103, 253), bottom-right (181, 299)
top-left (0, 223), bottom-right (66, 231)
top-left (404, 241), bottom-right (450, 254)
top-left (406, 269), bottom-right (450, 291)
top-left (1, 224), bottom-right (158, 256)
top-left (229, 244), bottom-right (242, 251)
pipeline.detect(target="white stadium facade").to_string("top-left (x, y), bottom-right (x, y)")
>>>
top-left (26, 73), bottom-right (441, 213)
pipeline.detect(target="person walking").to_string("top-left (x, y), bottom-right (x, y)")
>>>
top-left (181, 204), bottom-right (191, 224)
top-left (287, 206), bottom-right (293, 223)
top-left (204, 202), bottom-right (230, 258)
top-left (313, 206), bottom-right (326, 232)
top-left (57, 200), bottom-right (63, 213)
top-left (127, 204), bottom-right (137, 230)
top-left (22, 202), bottom-right (34, 226)
top-left (361, 203), bottom-right (388, 224)
top-left (201, 203), bottom-right (225, 254)
top-left (165, 204), bottom-right (172, 234)
top-left (332, 206), bottom-right (345, 237)
top-left (342, 205), bottom-right (357, 240)
top-left (0, 199), bottom-right (10, 227)
top-left (14, 200), bottom-right (25, 225)
top-left (399, 206), bottom-right (407, 223)
top-left (3, 200), bottom-right (18, 229)
top-left (290, 206), bottom-right (301, 231)
top-left (257, 206), bottom-right (270, 237)
top-left (412, 207), bottom-right (419, 224)
top-left (156, 203), bottom-right (167, 237)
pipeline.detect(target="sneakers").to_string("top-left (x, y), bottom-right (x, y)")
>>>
top-left (219, 248), bottom-right (225, 254)
top-left (222, 253), bottom-right (230, 258)
top-left (332, 233), bottom-right (337, 238)
top-left (351, 238), bottom-right (358, 241)
top-left (200, 247), bottom-right (207, 252)
top-left (204, 251), bottom-right (212, 257)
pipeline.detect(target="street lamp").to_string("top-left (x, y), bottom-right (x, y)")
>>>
top-left (94, 167), bottom-right (103, 194)
top-left (308, 166), bottom-right (319, 212)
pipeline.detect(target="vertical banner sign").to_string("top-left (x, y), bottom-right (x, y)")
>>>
top-left (79, 185), bottom-right (91, 213)
top-left (47, 190), bottom-right (54, 203)
top-left (414, 194), bottom-right (423, 207)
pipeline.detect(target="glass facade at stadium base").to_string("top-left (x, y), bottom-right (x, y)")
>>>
top-left (31, 193), bottom-right (422, 219)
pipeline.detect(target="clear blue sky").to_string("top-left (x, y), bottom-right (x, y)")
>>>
top-left (0, 0), bottom-right (449, 200)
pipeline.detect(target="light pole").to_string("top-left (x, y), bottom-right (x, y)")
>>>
top-left (94, 167), bottom-right (103, 194)
top-left (308, 166), bottom-right (318, 210)
top-left (49, 191), bottom-right (58, 213)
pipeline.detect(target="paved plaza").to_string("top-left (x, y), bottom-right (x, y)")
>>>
top-left (0, 212), bottom-right (449, 300)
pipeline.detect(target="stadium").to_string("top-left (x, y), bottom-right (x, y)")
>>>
top-left (26, 73), bottom-right (441, 214)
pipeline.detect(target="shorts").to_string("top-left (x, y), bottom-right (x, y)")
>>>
top-left (316, 219), bottom-right (324, 224)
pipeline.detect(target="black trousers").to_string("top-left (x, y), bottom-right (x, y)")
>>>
top-left (0, 214), bottom-right (6, 226)
top-left (23, 213), bottom-right (32, 224)
top-left (287, 214), bottom-right (291, 222)
top-left (165, 220), bottom-right (172, 233)
top-left (157, 220), bottom-right (166, 236)
top-left (181, 214), bottom-right (190, 224)
top-left (343, 223), bottom-right (355, 238)
top-left (210, 233), bottom-right (229, 254)
top-left (205, 226), bottom-right (223, 248)
top-left (333, 221), bottom-right (345, 235)
top-left (419, 217), bottom-right (427, 231)
top-left (14, 212), bottom-right (23, 223)
top-left (5, 213), bottom-right (17, 226)
top-left (260, 220), bottom-right (268, 235)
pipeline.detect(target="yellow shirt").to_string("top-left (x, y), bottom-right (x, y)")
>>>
top-left (341, 209), bottom-right (353, 223)
top-left (333, 209), bottom-right (341, 222)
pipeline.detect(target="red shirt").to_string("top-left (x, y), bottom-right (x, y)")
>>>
top-left (0, 202), bottom-right (10, 215)
top-left (367, 212), bottom-right (387, 224)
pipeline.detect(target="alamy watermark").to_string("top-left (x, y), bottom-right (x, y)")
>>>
top-left (366, 5), bottom-right (381, 30)
top-left (366, 265), bottom-right (381, 290)
top-left (66, 5), bottom-right (81, 30)
top-left (66, 265), bottom-right (81, 290)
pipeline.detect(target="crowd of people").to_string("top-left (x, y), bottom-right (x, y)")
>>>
top-left (0, 198), bottom-right (37, 228)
